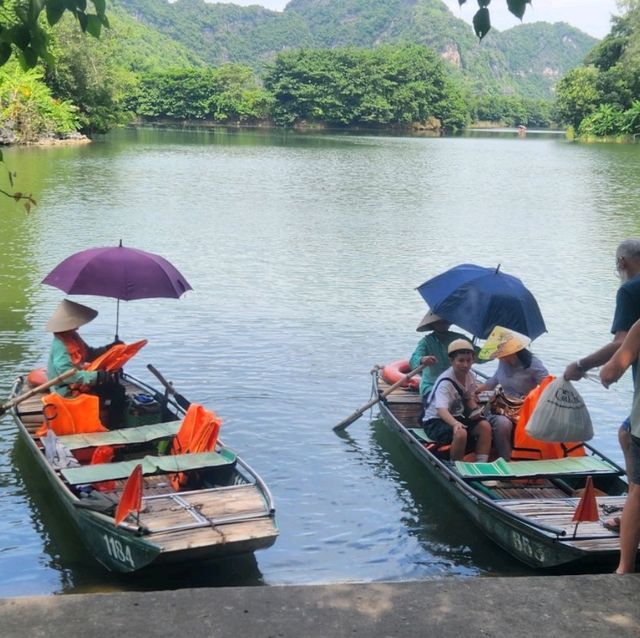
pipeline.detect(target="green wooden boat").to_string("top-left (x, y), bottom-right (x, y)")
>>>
top-left (374, 371), bottom-right (631, 570)
top-left (8, 371), bottom-right (278, 573)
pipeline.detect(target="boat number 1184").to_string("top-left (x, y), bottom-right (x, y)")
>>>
top-left (511, 531), bottom-right (546, 563)
top-left (103, 534), bottom-right (135, 568)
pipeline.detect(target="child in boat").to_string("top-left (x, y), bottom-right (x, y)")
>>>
top-left (421, 339), bottom-right (492, 462)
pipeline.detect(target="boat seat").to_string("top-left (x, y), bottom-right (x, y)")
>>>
top-left (409, 427), bottom-right (452, 455)
top-left (454, 456), bottom-right (622, 479)
top-left (51, 421), bottom-right (182, 450)
top-left (59, 448), bottom-right (236, 485)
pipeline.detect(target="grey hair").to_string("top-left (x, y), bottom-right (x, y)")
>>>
top-left (617, 239), bottom-right (640, 262)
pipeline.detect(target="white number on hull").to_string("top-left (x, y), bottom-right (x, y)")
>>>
top-left (103, 534), bottom-right (135, 568)
top-left (511, 530), bottom-right (547, 564)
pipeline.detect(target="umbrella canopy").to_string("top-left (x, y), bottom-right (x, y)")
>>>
top-left (42, 242), bottom-right (192, 338)
top-left (42, 243), bottom-right (192, 301)
top-left (416, 263), bottom-right (546, 340)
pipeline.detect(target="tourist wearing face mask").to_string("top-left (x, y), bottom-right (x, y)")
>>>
top-left (564, 238), bottom-right (640, 533)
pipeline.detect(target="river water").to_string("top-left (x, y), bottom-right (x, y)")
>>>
top-left (0, 128), bottom-right (638, 596)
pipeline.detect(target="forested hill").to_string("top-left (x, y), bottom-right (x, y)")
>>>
top-left (113, 0), bottom-right (597, 98)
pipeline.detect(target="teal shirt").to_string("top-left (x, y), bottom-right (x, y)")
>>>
top-left (409, 330), bottom-right (470, 396)
top-left (47, 335), bottom-right (98, 396)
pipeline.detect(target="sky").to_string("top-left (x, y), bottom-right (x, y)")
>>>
top-left (218, 0), bottom-right (620, 39)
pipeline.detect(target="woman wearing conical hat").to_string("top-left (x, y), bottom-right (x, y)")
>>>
top-left (477, 328), bottom-right (549, 461)
top-left (46, 299), bottom-right (107, 393)
top-left (46, 300), bottom-right (124, 426)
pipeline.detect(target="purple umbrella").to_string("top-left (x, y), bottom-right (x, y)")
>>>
top-left (43, 241), bottom-right (192, 337)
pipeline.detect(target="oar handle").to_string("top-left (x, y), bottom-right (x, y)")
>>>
top-left (146, 364), bottom-right (191, 410)
top-left (333, 361), bottom-right (428, 432)
top-left (0, 368), bottom-right (76, 416)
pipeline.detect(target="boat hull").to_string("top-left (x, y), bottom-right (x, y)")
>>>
top-left (9, 374), bottom-right (278, 573)
top-left (377, 386), bottom-right (627, 570)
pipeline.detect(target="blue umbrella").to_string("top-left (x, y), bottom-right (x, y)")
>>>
top-left (416, 263), bottom-right (546, 340)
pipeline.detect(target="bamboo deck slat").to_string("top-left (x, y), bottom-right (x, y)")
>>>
top-left (499, 496), bottom-right (628, 548)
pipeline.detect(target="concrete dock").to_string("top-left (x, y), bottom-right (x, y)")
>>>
top-left (1, 574), bottom-right (639, 637)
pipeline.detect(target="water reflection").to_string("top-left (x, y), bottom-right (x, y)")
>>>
top-left (355, 419), bottom-right (532, 576)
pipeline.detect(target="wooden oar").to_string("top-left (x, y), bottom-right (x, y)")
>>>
top-left (333, 361), bottom-right (429, 432)
top-left (0, 368), bottom-right (76, 417)
top-left (146, 364), bottom-right (191, 410)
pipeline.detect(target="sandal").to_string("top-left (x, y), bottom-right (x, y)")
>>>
top-left (602, 516), bottom-right (621, 532)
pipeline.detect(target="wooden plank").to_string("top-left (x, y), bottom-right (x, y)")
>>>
top-left (140, 485), bottom-right (267, 529)
top-left (153, 518), bottom-right (277, 552)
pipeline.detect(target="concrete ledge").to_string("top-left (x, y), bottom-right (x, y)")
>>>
top-left (1, 575), bottom-right (639, 638)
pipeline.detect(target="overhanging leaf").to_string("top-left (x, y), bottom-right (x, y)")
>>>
top-left (477, 0), bottom-right (491, 7)
top-left (85, 14), bottom-right (102, 37)
top-left (29, 0), bottom-right (47, 21)
top-left (92, 0), bottom-right (105, 16)
top-left (458, 0), bottom-right (467, 6)
top-left (0, 43), bottom-right (11, 66)
top-left (46, 0), bottom-right (66, 25)
top-left (18, 46), bottom-right (38, 69)
top-left (473, 7), bottom-right (491, 40)
top-left (507, 0), bottom-right (528, 20)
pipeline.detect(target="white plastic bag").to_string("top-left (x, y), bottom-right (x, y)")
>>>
top-left (525, 377), bottom-right (593, 442)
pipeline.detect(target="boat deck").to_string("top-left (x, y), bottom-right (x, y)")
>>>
top-left (137, 479), bottom-right (277, 554)
top-left (498, 495), bottom-right (625, 550)
top-left (12, 377), bottom-right (278, 562)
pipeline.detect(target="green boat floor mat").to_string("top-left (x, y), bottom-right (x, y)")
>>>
top-left (52, 421), bottom-right (182, 450)
top-left (60, 448), bottom-right (237, 484)
top-left (408, 428), bottom-right (435, 443)
top-left (455, 456), bottom-right (620, 479)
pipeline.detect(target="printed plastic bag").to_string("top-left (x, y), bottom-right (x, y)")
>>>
top-left (525, 377), bottom-right (593, 442)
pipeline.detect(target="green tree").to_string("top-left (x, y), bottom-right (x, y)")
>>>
top-left (0, 60), bottom-right (78, 142)
top-left (264, 44), bottom-right (469, 129)
top-left (554, 66), bottom-right (601, 129)
top-left (44, 16), bottom-right (136, 133)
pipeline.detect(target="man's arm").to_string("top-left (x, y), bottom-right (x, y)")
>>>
top-left (564, 331), bottom-right (627, 380)
top-left (601, 320), bottom-right (640, 388)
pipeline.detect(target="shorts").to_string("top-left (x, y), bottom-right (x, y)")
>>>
top-left (423, 416), bottom-right (479, 445)
top-left (630, 435), bottom-right (640, 486)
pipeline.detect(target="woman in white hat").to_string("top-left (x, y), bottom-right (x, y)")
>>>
top-left (478, 332), bottom-right (549, 460)
top-left (46, 300), bottom-right (123, 422)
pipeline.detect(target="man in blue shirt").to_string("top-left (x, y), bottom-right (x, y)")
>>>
top-left (565, 238), bottom-right (640, 538)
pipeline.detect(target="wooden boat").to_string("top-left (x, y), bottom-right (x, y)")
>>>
top-left (8, 371), bottom-right (278, 573)
top-left (374, 370), bottom-right (631, 570)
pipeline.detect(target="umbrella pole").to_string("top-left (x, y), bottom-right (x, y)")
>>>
top-left (115, 298), bottom-right (120, 341)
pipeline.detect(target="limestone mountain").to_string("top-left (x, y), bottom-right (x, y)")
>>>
top-left (113, 0), bottom-right (598, 98)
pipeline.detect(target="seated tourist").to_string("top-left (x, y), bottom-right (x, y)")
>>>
top-left (477, 330), bottom-right (549, 461)
top-left (421, 339), bottom-right (492, 462)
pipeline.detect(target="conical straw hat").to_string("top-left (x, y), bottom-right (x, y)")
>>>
top-left (478, 326), bottom-right (530, 361)
top-left (46, 299), bottom-right (98, 332)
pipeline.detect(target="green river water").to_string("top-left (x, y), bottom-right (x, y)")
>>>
top-left (0, 127), bottom-right (638, 595)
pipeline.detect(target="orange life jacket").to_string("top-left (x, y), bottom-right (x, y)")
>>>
top-left (90, 445), bottom-right (117, 492)
top-left (36, 392), bottom-right (108, 437)
top-left (58, 331), bottom-right (89, 367)
top-left (170, 403), bottom-right (222, 490)
top-left (512, 375), bottom-right (586, 460)
top-left (86, 339), bottom-right (148, 372)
